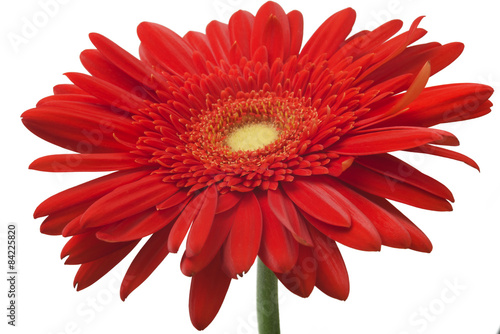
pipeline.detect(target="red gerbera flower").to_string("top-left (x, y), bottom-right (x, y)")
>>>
top-left (22, 1), bottom-right (493, 330)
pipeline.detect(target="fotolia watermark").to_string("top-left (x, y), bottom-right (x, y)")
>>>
top-left (7, 0), bottom-right (73, 54)
top-left (399, 278), bottom-right (467, 334)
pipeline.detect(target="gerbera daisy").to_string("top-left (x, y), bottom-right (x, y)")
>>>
top-left (22, 1), bottom-right (493, 331)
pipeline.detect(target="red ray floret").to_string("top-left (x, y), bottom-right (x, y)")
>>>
top-left (22, 1), bottom-right (493, 330)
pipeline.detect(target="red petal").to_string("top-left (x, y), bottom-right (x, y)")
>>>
top-left (89, 33), bottom-right (158, 88)
top-left (332, 127), bottom-right (451, 155)
top-left (168, 190), bottom-right (211, 253)
top-left (267, 187), bottom-right (314, 245)
top-left (53, 84), bottom-right (86, 95)
top-left (325, 178), bottom-right (412, 249)
top-left (354, 17), bottom-right (427, 83)
top-left (65, 72), bottom-right (149, 114)
top-left (62, 232), bottom-right (136, 264)
top-left (287, 10), bottom-right (303, 56)
top-left (257, 192), bottom-right (299, 273)
top-left (34, 168), bottom-right (151, 218)
top-left (329, 19), bottom-right (403, 65)
top-left (181, 207), bottom-right (236, 276)
top-left (96, 204), bottom-right (183, 242)
top-left (39, 201), bottom-right (92, 235)
top-left (300, 8), bottom-right (356, 60)
top-left (355, 62), bottom-right (431, 129)
top-left (229, 10), bottom-right (255, 58)
top-left (21, 104), bottom-right (139, 153)
top-left (367, 42), bottom-right (464, 84)
top-left (222, 192), bottom-right (262, 278)
top-left (251, 1), bottom-right (290, 62)
top-left (157, 190), bottom-right (191, 210)
top-left (281, 178), bottom-right (351, 228)
top-left (339, 163), bottom-right (452, 211)
top-left (302, 204), bottom-right (381, 252)
top-left (206, 21), bottom-right (231, 64)
top-left (406, 144), bottom-right (479, 171)
top-left (29, 153), bottom-right (139, 172)
top-left (276, 245), bottom-right (316, 298)
top-left (80, 49), bottom-right (151, 98)
top-left (120, 223), bottom-right (174, 300)
top-left (137, 22), bottom-right (195, 75)
top-left (215, 191), bottom-right (242, 213)
top-left (366, 194), bottom-right (432, 252)
top-left (36, 93), bottom-right (103, 106)
top-left (81, 174), bottom-right (178, 228)
top-left (379, 83), bottom-right (494, 128)
top-left (309, 227), bottom-right (349, 300)
top-left (189, 254), bottom-right (231, 330)
top-left (356, 154), bottom-right (454, 201)
top-left (184, 31), bottom-right (216, 63)
top-left (74, 240), bottom-right (139, 291)
top-left (186, 186), bottom-right (219, 257)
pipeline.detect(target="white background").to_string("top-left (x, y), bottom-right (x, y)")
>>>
top-left (1, 0), bottom-right (499, 333)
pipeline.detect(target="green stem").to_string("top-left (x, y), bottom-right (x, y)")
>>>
top-left (257, 258), bottom-right (281, 334)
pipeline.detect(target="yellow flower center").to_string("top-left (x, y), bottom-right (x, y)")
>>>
top-left (226, 122), bottom-right (279, 152)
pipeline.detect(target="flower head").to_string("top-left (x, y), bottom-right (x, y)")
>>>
top-left (22, 1), bottom-right (493, 330)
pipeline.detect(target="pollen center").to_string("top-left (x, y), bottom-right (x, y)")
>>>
top-left (226, 123), bottom-right (279, 152)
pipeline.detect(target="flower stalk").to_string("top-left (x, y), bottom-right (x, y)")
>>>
top-left (257, 258), bottom-right (281, 334)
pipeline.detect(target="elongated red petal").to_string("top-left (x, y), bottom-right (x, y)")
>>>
top-left (406, 144), bottom-right (479, 170)
top-left (366, 42), bottom-right (464, 84)
top-left (29, 153), bottom-right (140, 172)
top-left (137, 22), bottom-right (195, 75)
top-left (329, 19), bottom-right (403, 65)
top-left (39, 200), bottom-right (92, 235)
top-left (181, 206), bottom-right (236, 276)
top-left (89, 33), bottom-right (158, 88)
top-left (206, 21), bottom-right (231, 64)
top-left (80, 49), bottom-right (151, 98)
top-left (61, 232), bottom-right (135, 264)
top-left (251, 1), bottom-right (291, 62)
top-left (96, 204), bottom-right (183, 242)
top-left (302, 201), bottom-right (382, 252)
top-left (257, 192), bottom-right (299, 273)
top-left (300, 8), bottom-right (356, 60)
top-left (281, 178), bottom-right (351, 228)
top-left (356, 154), bottom-right (454, 201)
top-left (325, 178), bottom-right (411, 249)
top-left (276, 245), bottom-right (317, 298)
top-left (65, 72), bottom-right (150, 114)
top-left (379, 84), bottom-right (494, 127)
top-left (267, 186), bottom-right (314, 245)
top-left (186, 186), bottom-right (219, 257)
top-left (184, 31), bottom-right (216, 63)
top-left (365, 194), bottom-right (433, 252)
top-left (53, 84), bottom-right (86, 95)
top-left (189, 254), bottom-right (231, 330)
top-left (21, 104), bottom-right (138, 153)
top-left (215, 191), bottom-right (241, 213)
top-left (81, 174), bottom-right (178, 228)
top-left (340, 163), bottom-right (452, 211)
top-left (168, 189), bottom-right (211, 253)
top-left (287, 10), bottom-right (303, 56)
top-left (222, 192), bottom-right (262, 278)
top-left (34, 169), bottom-right (151, 218)
top-left (331, 127), bottom-right (446, 155)
top-left (309, 227), bottom-right (349, 300)
top-left (229, 10), bottom-right (255, 58)
top-left (120, 223), bottom-right (174, 300)
top-left (74, 240), bottom-right (139, 291)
